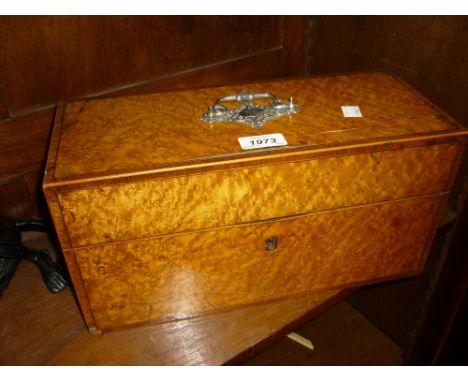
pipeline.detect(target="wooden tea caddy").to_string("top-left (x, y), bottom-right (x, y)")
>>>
top-left (43, 72), bottom-right (468, 333)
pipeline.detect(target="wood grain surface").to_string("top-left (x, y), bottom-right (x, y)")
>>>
top-left (0, 107), bottom-right (56, 219)
top-left (0, 172), bottom-right (42, 219)
top-left (57, 143), bottom-right (458, 248)
top-left (0, 108), bottom-right (54, 178)
top-left (244, 301), bottom-right (403, 365)
top-left (51, 72), bottom-right (465, 180)
top-left (0, 232), bottom-right (348, 365)
top-left (0, 16), bottom-right (286, 116)
top-left (72, 194), bottom-right (443, 330)
top-left (46, 291), bottom-right (343, 365)
top-left (6, 287), bottom-right (347, 365)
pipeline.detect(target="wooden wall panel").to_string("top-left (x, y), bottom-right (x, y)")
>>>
top-left (0, 175), bottom-right (37, 219)
top-left (281, 16), bottom-right (309, 76)
top-left (0, 86), bottom-right (8, 120)
top-left (0, 108), bottom-right (54, 178)
top-left (97, 47), bottom-right (286, 99)
top-left (0, 16), bottom-right (284, 117)
top-left (0, 108), bottom-right (53, 219)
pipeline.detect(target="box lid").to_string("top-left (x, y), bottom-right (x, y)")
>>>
top-left (46, 72), bottom-right (467, 185)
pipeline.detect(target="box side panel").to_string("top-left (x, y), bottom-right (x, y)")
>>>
top-left (73, 194), bottom-right (444, 330)
top-left (43, 188), bottom-right (98, 332)
top-left (59, 142), bottom-right (459, 247)
top-left (415, 139), bottom-right (468, 272)
top-left (43, 103), bottom-right (100, 332)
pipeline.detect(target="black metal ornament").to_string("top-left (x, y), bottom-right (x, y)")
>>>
top-left (0, 216), bottom-right (67, 296)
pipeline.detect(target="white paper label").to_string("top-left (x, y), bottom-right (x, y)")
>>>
top-left (341, 106), bottom-right (363, 117)
top-left (238, 133), bottom-right (288, 150)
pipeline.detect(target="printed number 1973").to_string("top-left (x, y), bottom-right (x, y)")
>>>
top-left (238, 133), bottom-right (287, 150)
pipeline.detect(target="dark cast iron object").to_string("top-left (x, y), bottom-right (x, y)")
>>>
top-left (0, 216), bottom-right (67, 296)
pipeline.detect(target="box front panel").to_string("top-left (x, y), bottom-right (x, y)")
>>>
top-left (58, 143), bottom-right (457, 248)
top-left (72, 194), bottom-right (443, 330)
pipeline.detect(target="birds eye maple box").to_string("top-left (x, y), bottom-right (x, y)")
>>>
top-left (43, 72), bottom-right (467, 333)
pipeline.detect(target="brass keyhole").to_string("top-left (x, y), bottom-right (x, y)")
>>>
top-left (265, 236), bottom-right (278, 251)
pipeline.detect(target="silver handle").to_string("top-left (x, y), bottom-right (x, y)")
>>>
top-left (201, 91), bottom-right (299, 128)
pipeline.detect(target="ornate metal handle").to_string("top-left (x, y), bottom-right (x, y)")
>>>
top-left (201, 91), bottom-right (299, 128)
